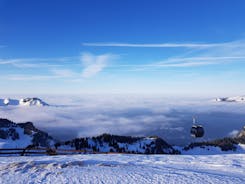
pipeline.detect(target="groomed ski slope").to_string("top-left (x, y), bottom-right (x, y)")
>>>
top-left (0, 154), bottom-right (244, 184)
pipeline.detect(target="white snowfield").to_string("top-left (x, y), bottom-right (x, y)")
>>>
top-left (0, 154), bottom-right (244, 184)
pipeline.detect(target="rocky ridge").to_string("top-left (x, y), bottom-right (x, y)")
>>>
top-left (0, 118), bottom-right (54, 148)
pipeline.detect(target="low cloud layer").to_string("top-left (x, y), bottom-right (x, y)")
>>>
top-left (1, 95), bottom-right (245, 145)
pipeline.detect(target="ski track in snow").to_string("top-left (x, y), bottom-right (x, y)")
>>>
top-left (0, 154), bottom-right (244, 184)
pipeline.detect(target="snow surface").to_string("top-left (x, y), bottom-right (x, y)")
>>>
top-left (0, 154), bottom-right (244, 184)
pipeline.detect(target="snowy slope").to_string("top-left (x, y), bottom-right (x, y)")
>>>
top-left (177, 144), bottom-right (245, 155)
top-left (0, 127), bottom-right (32, 148)
top-left (0, 154), bottom-right (244, 184)
top-left (0, 119), bottom-right (54, 148)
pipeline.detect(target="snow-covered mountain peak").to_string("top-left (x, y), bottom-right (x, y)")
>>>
top-left (0, 97), bottom-right (49, 106)
top-left (215, 95), bottom-right (245, 102)
top-left (0, 98), bottom-right (19, 106)
top-left (19, 97), bottom-right (48, 106)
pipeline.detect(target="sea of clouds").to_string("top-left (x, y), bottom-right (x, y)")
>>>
top-left (1, 94), bottom-right (245, 146)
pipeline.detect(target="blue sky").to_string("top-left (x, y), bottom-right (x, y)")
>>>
top-left (0, 0), bottom-right (245, 96)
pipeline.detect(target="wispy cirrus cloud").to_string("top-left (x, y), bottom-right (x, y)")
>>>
top-left (83, 39), bottom-right (245, 69)
top-left (51, 69), bottom-right (78, 78)
top-left (0, 53), bottom-right (117, 80)
top-left (0, 57), bottom-right (78, 68)
top-left (89, 39), bottom-right (245, 70)
top-left (105, 56), bottom-right (245, 71)
top-left (153, 40), bottom-right (245, 68)
top-left (150, 56), bottom-right (245, 68)
top-left (82, 42), bottom-right (224, 48)
top-left (0, 68), bottom-right (79, 81)
top-left (81, 52), bottom-right (117, 78)
top-left (3, 75), bottom-right (60, 81)
top-left (2, 39), bottom-right (245, 82)
top-left (0, 59), bottom-right (18, 65)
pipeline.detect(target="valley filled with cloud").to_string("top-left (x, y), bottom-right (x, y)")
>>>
top-left (1, 95), bottom-right (244, 146)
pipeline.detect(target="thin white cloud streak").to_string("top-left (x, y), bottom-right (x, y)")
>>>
top-left (51, 69), bottom-right (78, 78)
top-left (82, 42), bottom-right (225, 48)
top-left (0, 57), bottom-right (78, 68)
top-left (2, 39), bottom-right (245, 81)
top-left (81, 39), bottom-right (245, 70)
top-left (0, 59), bottom-right (18, 65)
top-left (94, 57), bottom-right (245, 73)
top-left (104, 56), bottom-right (245, 70)
top-left (81, 52), bottom-right (116, 78)
top-left (83, 40), bottom-right (245, 49)
top-left (1, 69), bottom-right (80, 81)
top-left (12, 63), bottom-right (63, 68)
top-left (4, 75), bottom-right (61, 81)
top-left (0, 53), bottom-right (116, 80)
top-left (158, 56), bottom-right (245, 64)
top-left (151, 56), bottom-right (245, 68)
top-left (148, 41), bottom-right (245, 68)
top-left (104, 40), bottom-right (245, 70)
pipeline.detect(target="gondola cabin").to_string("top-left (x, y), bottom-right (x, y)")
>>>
top-left (190, 125), bottom-right (204, 138)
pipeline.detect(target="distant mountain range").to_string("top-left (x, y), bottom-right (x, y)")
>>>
top-left (0, 97), bottom-right (48, 106)
top-left (0, 118), bottom-right (245, 154)
top-left (0, 118), bottom-right (178, 154)
top-left (56, 134), bottom-right (178, 154)
top-left (215, 96), bottom-right (245, 102)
